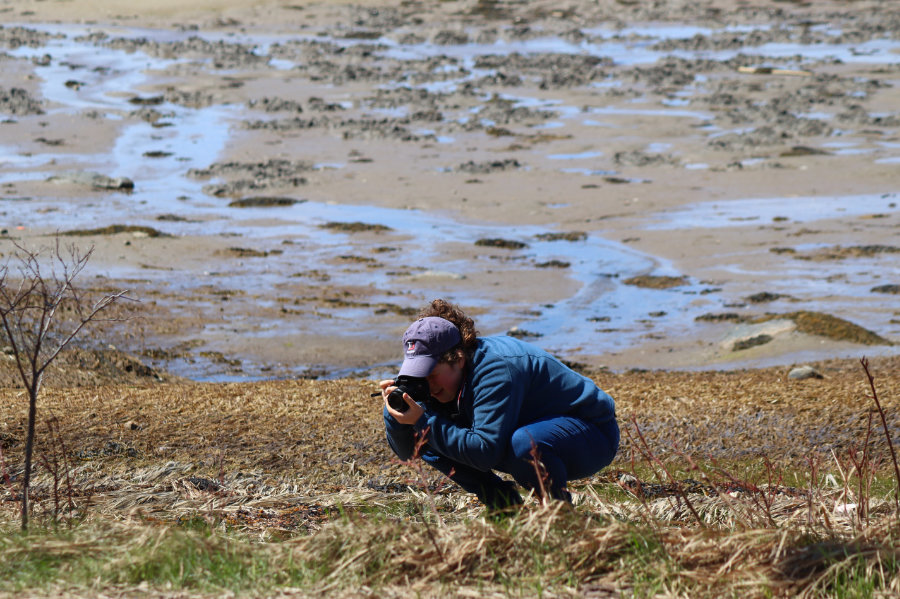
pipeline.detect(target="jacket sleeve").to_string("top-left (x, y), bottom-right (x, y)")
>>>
top-left (415, 358), bottom-right (523, 471)
top-left (383, 406), bottom-right (418, 461)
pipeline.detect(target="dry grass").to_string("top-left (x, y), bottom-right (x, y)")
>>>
top-left (0, 355), bottom-right (898, 597)
top-left (287, 504), bottom-right (900, 597)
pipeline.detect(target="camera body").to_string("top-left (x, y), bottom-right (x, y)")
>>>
top-left (388, 375), bottom-right (431, 412)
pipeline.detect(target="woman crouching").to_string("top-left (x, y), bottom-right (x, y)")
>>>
top-left (379, 299), bottom-right (619, 511)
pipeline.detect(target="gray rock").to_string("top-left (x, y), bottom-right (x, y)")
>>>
top-left (788, 365), bottom-right (824, 380)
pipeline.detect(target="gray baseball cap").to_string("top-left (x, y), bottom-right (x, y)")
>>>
top-left (398, 317), bottom-right (462, 377)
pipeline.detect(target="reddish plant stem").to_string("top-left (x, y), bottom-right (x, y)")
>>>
top-left (527, 439), bottom-right (551, 505)
top-left (49, 415), bottom-right (77, 517)
top-left (628, 414), bottom-right (706, 528)
top-left (860, 357), bottom-right (900, 512)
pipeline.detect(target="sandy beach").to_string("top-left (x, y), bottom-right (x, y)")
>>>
top-left (1, 0), bottom-right (898, 380)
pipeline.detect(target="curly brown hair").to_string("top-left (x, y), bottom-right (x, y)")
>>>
top-left (416, 298), bottom-right (479, 365)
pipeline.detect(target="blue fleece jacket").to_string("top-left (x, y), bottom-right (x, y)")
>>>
top-left (384, 335), bottom-right (616, 472)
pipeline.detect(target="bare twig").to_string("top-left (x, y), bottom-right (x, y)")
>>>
top-left (860, 357), bottom-right (900, 513)
top-left (618, 426), bottom-right (662, 532)
top-left (35, 432), bottom-right (60, 525)
top-left (34, 413), bottom-right (80, 527)
top-left (627, 415), bottom-right (706, 528)
top-left (0, 238), bottom-right (129, 530)
top-left (679, 452), bottom-right (764, 529)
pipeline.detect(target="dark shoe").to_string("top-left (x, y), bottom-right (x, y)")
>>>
top-left (480, 480), bottom-right (523, 511)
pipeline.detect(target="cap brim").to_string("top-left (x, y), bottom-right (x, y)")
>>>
top-left (398, 355), bottom-right (437, 378)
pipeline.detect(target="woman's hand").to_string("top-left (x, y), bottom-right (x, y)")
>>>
top-left (378, 379), bottom-right (425, 424)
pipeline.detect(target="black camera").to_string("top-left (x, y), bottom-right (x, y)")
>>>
top-left (387, 375), bottom-right (431, 412)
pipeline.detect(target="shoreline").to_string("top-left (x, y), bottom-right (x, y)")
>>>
top-left (1, 0), bottom-right (898, 380)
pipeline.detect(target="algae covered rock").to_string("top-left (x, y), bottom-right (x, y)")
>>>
top-left (760, 311), bottom-right (892, 346)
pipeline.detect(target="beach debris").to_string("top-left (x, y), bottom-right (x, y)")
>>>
top-left (695, 313), bottom-right (751, 323)
top-left (433, 30), bottom-right (469, 45)
top-left (130, 106), bottom-right (168, 124)
top-left (745, 292), bottom-right (790, 303)
top-left (792, 245), bottom-right (900, 261)
top-left (371, 303), bottom-right (418, 316)
top-left (47, 171), bottom-right (135, 190)
top-left (338, 254), bottom-right (378, 265)
top-left (536, 260), bottom-right (570, 269)
top-left (623, 275), bottom-right (688, 289)
top-left (780, 146), bottom-right (831, 157)
top-left (613, 150), bottom-right (679, 167)
top-left (247, 97), bottom-right (304, 113)
top-left (34, 136), bottom-right (64, 146)
top-left (218, 247), bottom-right (270, 258)
top-left (318, 221), bottom-right (391, 233)
top-left (871, 284), bottom-right (900, 294)
top-left (837, 104), bottom-right (900, 127)
top-left (61, 224), bottom-right (168, 237)
top-left (228, 196), bottom-right (305, 208)
top-left (788, 365), bottom-right (823, 380)
top-left (475, 238), bottom-right (528, 249)
top-left (188, 159), bottom-right (316, 197)
top-left (732, 334), bottom-right (773, 351)
top-left (535, 231), bottom-right (587, 242)
top-left (486, 126), bottom-right (515, 137)
top-left (507, 326), bottom-right (542, 338)
top-left (737, 66), bottom-right (812, 77)
top-left (456, 158), bottom-right (523, 174)
top-left (0, 86), bottom-right (44, 115)
top-left (128, 95), bottom-right (165, 105)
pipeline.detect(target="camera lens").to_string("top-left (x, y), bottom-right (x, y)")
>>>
top-left (387, 388), bottom-right (409, 413)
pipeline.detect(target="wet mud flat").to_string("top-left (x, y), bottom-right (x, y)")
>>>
top-left (0, 0), bottom-right (899, 380)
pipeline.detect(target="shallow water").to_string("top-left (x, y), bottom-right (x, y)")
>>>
top-left (645, 193), bottom-right (900, 230)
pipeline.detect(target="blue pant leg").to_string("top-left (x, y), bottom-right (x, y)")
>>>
top-left (498, 416), bottom-right (619, 501)
top-left (421, 449), bottom-right (523, 510)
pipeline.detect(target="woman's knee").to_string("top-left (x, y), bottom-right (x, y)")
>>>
top-left (509, 426), bottom-right (541, 461)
